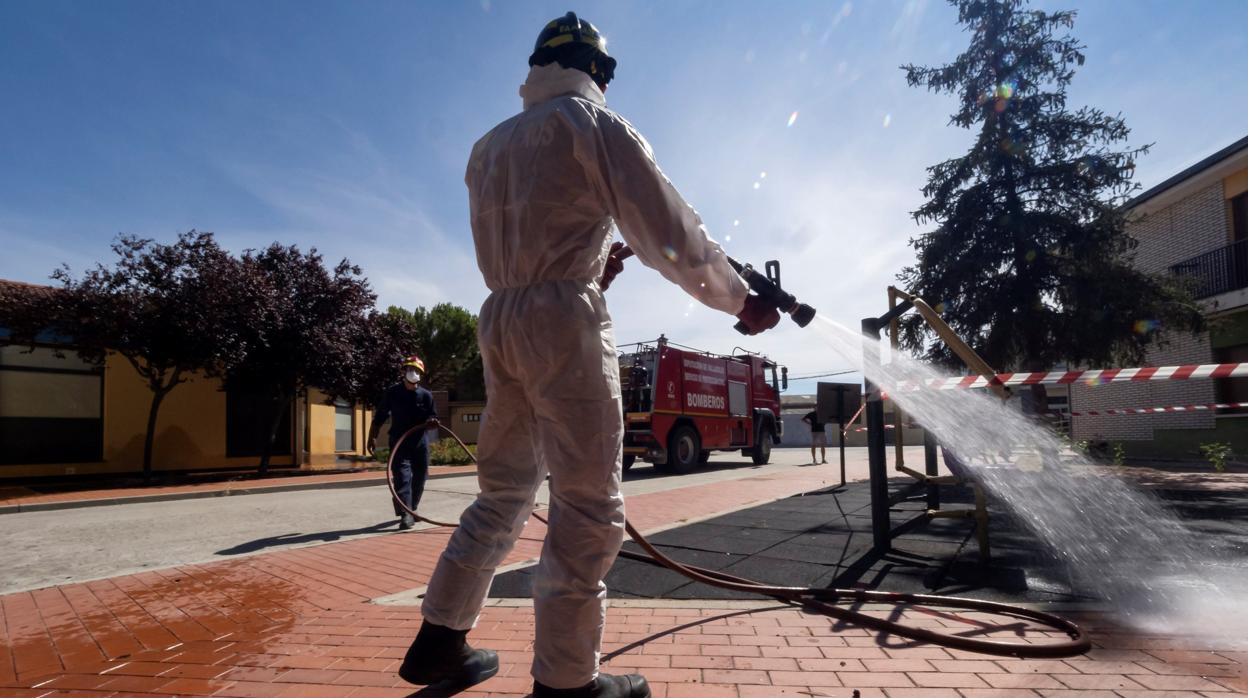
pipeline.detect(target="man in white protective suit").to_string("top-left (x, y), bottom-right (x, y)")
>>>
top-left (396, 12), bottom-right (781, 698)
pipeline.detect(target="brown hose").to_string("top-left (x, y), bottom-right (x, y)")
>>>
top-left (385, 421), bottom-right (1091, 658)
top-left (383, 422), bottom-right (462, 528)
top-left (615, 518), bottom-right (1089, 658)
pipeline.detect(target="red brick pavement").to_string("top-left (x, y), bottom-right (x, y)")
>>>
top-left (2, 463), bottom-right (1245, 696)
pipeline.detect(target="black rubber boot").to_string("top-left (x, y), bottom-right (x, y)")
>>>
top-left (533, 672), bottom-right (651, 698)
top-left (397, 621), bottom-right (499, 688)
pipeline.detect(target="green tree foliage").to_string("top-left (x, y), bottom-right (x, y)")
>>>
top-left (897, 0), bottom-right (1202, 373)
top-left (4, 231), bottom-right (483, 475)
top-left (0, 281), bottom-right (61, 346)
top-left (453, 353), bottom-right (487, 402)
top-left (385, 303), bottom-right (480, 394)
top-left (350, 309), bottom-right (417, 408)
top-left (233, 244), bottom-right (377, 472)
top-left (49, 232), bottom-right (256, 478)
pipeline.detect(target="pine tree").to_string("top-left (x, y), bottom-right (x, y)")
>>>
top-left (897, 0), bottom-right (1202, 374)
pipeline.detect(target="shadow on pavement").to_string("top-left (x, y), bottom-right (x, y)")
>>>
top-left (602, 606), bottom-right (788, 661)
top-left (489, 475), bottom-right (1247, 605)
top-left (405, 686), bottom-right (462, 697)
top-left (621, 458), bottom-right (764, 482)
top-left (215, 520), bottom-right (398, 555)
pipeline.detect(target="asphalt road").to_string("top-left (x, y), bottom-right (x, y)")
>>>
top-left (0, 448), bottom-right (851, 595)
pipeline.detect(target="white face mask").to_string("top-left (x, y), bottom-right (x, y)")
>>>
top-left (404, 369), bottom-right (421, 384)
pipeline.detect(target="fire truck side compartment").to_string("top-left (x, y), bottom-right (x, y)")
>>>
top-left (619, 338), bottom-right (784, 470)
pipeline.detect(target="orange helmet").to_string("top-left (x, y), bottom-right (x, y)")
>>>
top-left (401, 355), bottom-right (425, 372)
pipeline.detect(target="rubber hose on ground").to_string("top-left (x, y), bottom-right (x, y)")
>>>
top-left (385, 422), bottom-right (1091, 658)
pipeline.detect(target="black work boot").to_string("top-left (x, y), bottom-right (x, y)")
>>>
top-left (533, 672), bottom-right (651, 698)
top-left (397, 620), bottom-right (499, 688)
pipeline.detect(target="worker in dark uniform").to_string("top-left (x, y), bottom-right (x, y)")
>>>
top-left (627, 362), bottom-right (650, 413)
top-left (367, 355), bottom-right (438, 529)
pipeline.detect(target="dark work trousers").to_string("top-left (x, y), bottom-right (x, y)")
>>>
top-left (390, 440), bottom-right (430, 517)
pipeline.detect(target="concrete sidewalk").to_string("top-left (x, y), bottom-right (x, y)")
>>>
top-left (0, 445), bottom-right (867, 515)
top-left (0, 445), bottom-right (871, 515)
top-left (2, 457), bottom-right (1245, 696)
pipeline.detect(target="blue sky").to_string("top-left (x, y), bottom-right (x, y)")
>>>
top-left (2, 0), bottom-right (1246, 393)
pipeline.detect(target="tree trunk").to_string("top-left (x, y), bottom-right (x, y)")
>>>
top-left (142, 388), bottom-right (168, 482)
top-left (258, 389), bottom-right (290, 475)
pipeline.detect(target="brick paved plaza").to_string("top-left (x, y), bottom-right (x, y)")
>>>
top-left (2, 459), bottom-right (1245, 697)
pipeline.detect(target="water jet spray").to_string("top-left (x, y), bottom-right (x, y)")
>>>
top-left (862, 287), bottom-right (1004, 559)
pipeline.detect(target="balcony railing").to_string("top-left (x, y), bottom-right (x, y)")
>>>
top-left (1170, 238), bottom-right (1248, 299)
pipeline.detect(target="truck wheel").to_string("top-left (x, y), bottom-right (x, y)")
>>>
top-left (751, 424), bottom-right (773, 465)
top-left (661, 425), bottom-right (702, 474)
top-left (622, 455), bottom-right (636, 472)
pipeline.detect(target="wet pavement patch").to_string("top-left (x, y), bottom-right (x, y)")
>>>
top-left (488, 477), bottom-right (1248, 603)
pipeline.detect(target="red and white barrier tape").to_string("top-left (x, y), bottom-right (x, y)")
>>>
top-left (835, 401), bottom-right (1246, 430)
top-left (839, 402), bottom-right (868, 435)
top-left (1064, 401), bottom-right (1248, 417)
top-left (899, 362), bottom-right (1248, 392)
top-left (825, 362), bottom-right (1248, 433)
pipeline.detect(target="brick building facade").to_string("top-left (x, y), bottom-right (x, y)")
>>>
top-left (1071, 135), bottom-right (1248, 458)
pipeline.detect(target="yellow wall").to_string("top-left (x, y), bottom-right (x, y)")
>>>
top-left (306, 388), bottom-right (338, 458)
top-left (1225, 169), bottom-right (1248, 200)
top-left (115, 355), bottom-right (247, 472)
top-left (302, 388), bottom-right (373, 468)
top-left (3, 353), bottom-right (297, 478)
top-left (2, 353), bottom-right (379, 478)
top-left (449, 403), bottom-right (485, 444)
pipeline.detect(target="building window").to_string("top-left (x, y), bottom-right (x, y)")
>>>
top-left (1232, 191), bottom-right (1248, 243)
top-left (0, 345), bottom-right (103, 465)
top-left (1215, 343), bottom-right (1248, 414)
top-left (225, 379), bottom-right (292, 459)
top-left (462, 413), bottom-right (481, 423)
top-left (334, 399), bottom-right (354, 452)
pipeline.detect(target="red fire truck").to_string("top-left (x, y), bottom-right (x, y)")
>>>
top-left (619, 336), bottom-right (787, 473)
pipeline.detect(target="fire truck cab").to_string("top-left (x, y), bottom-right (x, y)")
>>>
top-left (619, 336), bottom-right (786, 473)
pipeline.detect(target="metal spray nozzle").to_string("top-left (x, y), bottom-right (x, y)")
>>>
top-left (727, 257), bottom-right (817, 334)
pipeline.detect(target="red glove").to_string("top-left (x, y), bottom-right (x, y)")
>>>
top-left (735, 295), bottom-right (781, 335)
top-left (599, 242), bottom-right (630, 291)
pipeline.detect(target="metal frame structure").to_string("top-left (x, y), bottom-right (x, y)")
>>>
top-left (861, 287), bottom-right (1010, 557)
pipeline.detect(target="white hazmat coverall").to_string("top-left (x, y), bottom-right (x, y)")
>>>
top-left (419, 63), bottom-right (749, 689)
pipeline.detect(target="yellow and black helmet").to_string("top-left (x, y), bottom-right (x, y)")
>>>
top-left (400, 355), bottom-right (425, 373)
top-left (529, 12), bottom-right (617, 88)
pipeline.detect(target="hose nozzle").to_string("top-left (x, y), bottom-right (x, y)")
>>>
top-left (790, 302), bottom-right (817, 327)
top-left (727, 257), bottom-right (816, 334)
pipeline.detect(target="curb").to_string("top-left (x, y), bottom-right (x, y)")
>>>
top-left (0, 469), bottom-right (475, 515)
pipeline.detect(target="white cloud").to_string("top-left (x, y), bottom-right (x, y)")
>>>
top-left (212, 151), bottom-right (487, 314)
top-left (892, 0), bottom-right (930, 42)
